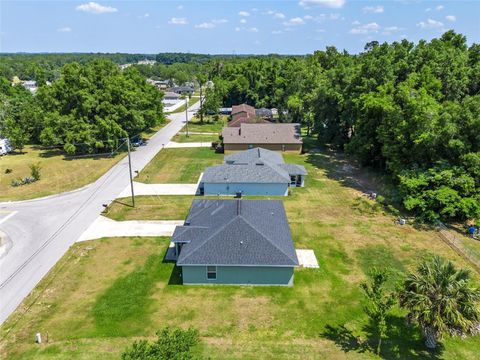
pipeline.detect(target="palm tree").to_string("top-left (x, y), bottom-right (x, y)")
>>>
top-left (399, 255), bottom-right (480, 349)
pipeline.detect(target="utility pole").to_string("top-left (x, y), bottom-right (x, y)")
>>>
top-left (126, 137), bottom-right (135, 207)
top-left (185, 96), bottom-right (189, 137)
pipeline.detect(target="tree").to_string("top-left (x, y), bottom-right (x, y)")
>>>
top-left (399, 256), bottom-right (480, 349)
top-left (360, 268), bottom-right (396, 354)
top-left (121, 327), bottom-right (201, 360)
top-left (196, 73), bottom-right (207, 123)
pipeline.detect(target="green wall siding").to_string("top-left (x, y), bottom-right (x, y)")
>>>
top-left (182, 266), bottom-right (294, 286)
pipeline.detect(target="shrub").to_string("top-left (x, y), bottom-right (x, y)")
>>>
top-left (5, 168), bottom-right (12, 174)
top-left (121, 327), bottom-right (201, 360)
top-left (29, 162), bottom-right (41, 181)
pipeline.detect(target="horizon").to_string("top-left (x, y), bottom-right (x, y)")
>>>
top-left (1, 1), bottom-right (479, 54)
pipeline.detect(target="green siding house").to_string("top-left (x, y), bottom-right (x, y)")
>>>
top-left (171, 199), bottom-right (298, 286)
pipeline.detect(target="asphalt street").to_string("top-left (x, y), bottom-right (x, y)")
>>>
top-left (0, 102), bottom-right (200, 324)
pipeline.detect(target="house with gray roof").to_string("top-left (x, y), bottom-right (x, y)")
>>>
top-left (171, 199), bottom-right (299, 286)
top-left (199, 147), bottom-right (307, 196)
top-left (222, 123), bottom-right (303, 153)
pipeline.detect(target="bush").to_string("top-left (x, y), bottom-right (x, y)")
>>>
top-left (121, 327), bottom-right (201, 360)
top-left (5, 168), bottom-right (12, 174)
top-left (29, 162), bottom-right (41, 181)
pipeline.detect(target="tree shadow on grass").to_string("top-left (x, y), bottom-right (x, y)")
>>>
top-left (321, 315), bottom-right (444, 360)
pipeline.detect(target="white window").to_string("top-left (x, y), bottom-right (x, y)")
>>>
top-left (206, 266), bottom-right (217, 280)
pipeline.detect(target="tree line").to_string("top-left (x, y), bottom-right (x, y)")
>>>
top-left (0, 59), bottom-right (164, 154)
top-left (202, 31), bottom-right (480, 223)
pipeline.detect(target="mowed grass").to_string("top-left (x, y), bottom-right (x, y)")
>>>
top-left (2, 148), bottom-right (480, 359)
top-left (135, 148), bottom-right (222, 184)
top-left (106, 196), bottom-right (195, 220)
top-left (172, 133), bottom-right (220, 143)
top-left (180, 115), bottom-right (228, 133)
top-left (0, 146), bottom-right (124, 201)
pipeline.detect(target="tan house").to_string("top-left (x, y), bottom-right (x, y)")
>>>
top-left (228, 103), bottom-right (271, 127)
top-left (222, 123), bottom-right (303, 153)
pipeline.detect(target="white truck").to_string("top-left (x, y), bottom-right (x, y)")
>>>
top-left (0, 138), bottom-right (13, 155)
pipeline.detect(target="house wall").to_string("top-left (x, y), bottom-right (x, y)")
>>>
top-left (224, 143), bottom-right (302, 154)
top-left (182, 266), bottom-right (294, 286)
top-left (203, 182), bottom-right (289, 196)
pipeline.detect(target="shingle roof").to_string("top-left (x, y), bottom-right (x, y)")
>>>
top-left (201, 147), bottom-right (307, 184)
top-left (222, 123), bottom-right (303, 145)
top-left (201, 163), bottom-right (290, 183)
top-left (173, 199), bottom-right (299, 267)
top-left (231, 103), bottom-right (255, 117)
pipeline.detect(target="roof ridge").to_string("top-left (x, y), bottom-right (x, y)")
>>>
top-left (240, 213), bottom-right (298, 264)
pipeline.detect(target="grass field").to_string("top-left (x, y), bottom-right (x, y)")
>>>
top-left (2, 146), bottom-right (479, 359)
top-left (172, 133), bottom-right (220, 143)
top-left (0, 146), bottom-right (124, 201)
top-left (180, 115), bottom-right (228, 133)
top-left (135, 147), bottom-right (222, 184)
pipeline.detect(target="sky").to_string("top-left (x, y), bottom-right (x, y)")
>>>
top-left (1, 0), bottom-right (479, 54)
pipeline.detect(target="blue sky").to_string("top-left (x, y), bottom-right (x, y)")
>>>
top-left (1, 1), bottom-right (479, 54)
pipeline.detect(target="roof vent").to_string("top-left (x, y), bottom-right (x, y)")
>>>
top-left (236, 198), bottom-right (242, 215)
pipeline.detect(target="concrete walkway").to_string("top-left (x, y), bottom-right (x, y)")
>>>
top-left (178, 131), bottom-right (218, 135)
top-left (118, 182), bottom-right (199, 197)
top-left (165, 141), bottom-right (212, 148)
top-left (296, 249), bottom-right (319, 268)
top-left (78, 216), bottom-right (183, 241)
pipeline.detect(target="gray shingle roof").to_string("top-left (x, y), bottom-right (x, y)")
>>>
top-left (201, 163), bottom-right (290, 183)
top-left (222, 123), bottom-right (303, 145)
top-left (173, 199), bottom-right (299, 267)
top-left (201, 148), bottom-right (307, 184)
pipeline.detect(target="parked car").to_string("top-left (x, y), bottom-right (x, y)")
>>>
top-left (0, 138), bottom-right (13, 155)
top-left (132, 139), bottom-right (147, 147)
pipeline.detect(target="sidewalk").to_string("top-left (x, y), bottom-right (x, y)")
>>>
top-left (165, 141), bottom-right (212, 148)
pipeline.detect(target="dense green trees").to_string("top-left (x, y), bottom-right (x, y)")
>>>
top-left (207, 31), bottom-right (479, 222)
top-left (0, 60), bottom-right (164, 154)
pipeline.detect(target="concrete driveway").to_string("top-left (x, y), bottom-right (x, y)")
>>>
top-left (78, 216), bottom-right (183, 241)
top-left (0, 100), bottom-right (201, 324)
top-left (118, 181), bottom-right (200, 197)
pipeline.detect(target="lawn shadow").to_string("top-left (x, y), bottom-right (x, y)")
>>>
top-left (167, 265), bottom-right (183, 285)
top-left (321, 316), bottom-right (444, 360)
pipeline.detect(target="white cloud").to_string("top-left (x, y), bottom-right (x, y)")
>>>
top-left (57, 27), bottom-right (71, 32)
top-left (194, 19), bottom-right (227, 29)
top-left (266, 10), bottom-right (286, 19)
top-left (304, 15), bottom-right (314, 20)
top-left (238, 11), bottom-right (250, 17)
top-left (272, 30), bottom-right (284, 34)
top-left (236, 26), bottom-right (258, 32)
top-left (168, 17), bottom-right (188, 25)
top-left (177, 5), bottom-right (184, 10)
top-left (350, 22), bottom-right (380, 34)
top-left (352, 20), bottom-right (361, 25)
top-left (195, 22), bottom-right (215, 29)
top-left (316, 28), bottom-right (326, 32)
top-left (436, 5), bottom-right (444, 11)
top-left (417, 18), bottom-right (444, 29)
top-left (299, 0), bottom-right (346, 9)
top-left (329, 13), bottom-right (342, 20)
top-left (382, 26), bottom-right (404, 35)
top-left (139, 13), bottom-right (149, 18)
top-left (425, 8), bottom-right (431, 12)
top-left (240, 18), bottom-right (247, 24)
top-left (445, 15), bottom-right (456, 22)
top-left (363, 5), bottom-right (384, 14)
top-left (75, 2), bottom-right (117, 14)
top-left (283, 17), bottom-right (305, 26)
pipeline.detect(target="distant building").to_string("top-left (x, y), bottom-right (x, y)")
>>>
top-left (147, 79), bottom-right (169, 90)
top-left (222, 123), bottom-right (303, 153)
top-left (228, 103), bottom-right (272, 127)
top-left (219, 107), bottom-right (232, 115)
top-left (119, 64), bottom-right (132, 70)
top-left (171, 86), bottom-right (194, 95)
top-left (137, 59), bottom-right (156, 65)
top-left (22, 80), bottom-right (37, 94)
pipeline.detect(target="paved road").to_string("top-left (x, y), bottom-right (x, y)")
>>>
top-left (0, 102), bottom-right (200, 324)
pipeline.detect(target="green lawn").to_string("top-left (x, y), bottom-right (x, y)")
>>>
top-left (172, 133), bottom-right (220, 143)
top-left (2, 147), bottom-right (479, 359)
top-left (106, 196), bottom-right (195, 220)
top-left (0, 146), bottom-right (124, 201)
top-left (180, 115), bottom-right (228, 133)
top-left (135, 147), bottom-right (223, 184)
